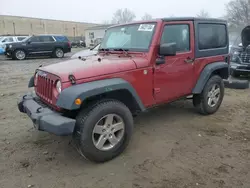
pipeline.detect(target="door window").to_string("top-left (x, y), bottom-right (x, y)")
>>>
top-left (29, 36), bottom-right (40, 42)
top-left (160, 24), bottom-right (190, 52)
top-left (39, 36), bottom-right (55, 42)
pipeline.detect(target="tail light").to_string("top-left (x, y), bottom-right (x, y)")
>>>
top-left (68, 41), bottom-right (71, 48)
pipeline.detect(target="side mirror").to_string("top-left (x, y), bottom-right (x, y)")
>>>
top-left (159, 42), bottom-right (177, 56)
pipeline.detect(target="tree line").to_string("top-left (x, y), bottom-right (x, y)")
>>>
top-left (106, 0), bottom-right (250, 30)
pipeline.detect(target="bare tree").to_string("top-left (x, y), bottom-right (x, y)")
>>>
top-left (141, 13), bottom-right (153, 20)
top-left (226, 0), bottom-right (250, 28)
top-left (196, 9), bottom-right (210, 18)
top-left (112, 8), bottom-right (136, 24)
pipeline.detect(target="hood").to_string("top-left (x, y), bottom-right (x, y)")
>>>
top-left (241, 26), bottom-right (250, 47)
top-left (71, 49), bottom-right (98, 59)
top-left (40, 55), bottom-right (137, 82)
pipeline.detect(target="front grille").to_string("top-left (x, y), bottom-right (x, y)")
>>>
top-left (36, 75), bottom-right (54, 104)
top-left (239, 51), bottom-right (250, 64)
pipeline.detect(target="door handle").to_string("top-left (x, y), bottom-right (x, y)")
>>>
top-left (184, 58), bottom-right (194, 63)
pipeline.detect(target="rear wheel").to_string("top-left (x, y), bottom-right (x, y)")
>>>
top-left (193, 75), bottom-right (224, 115)
top-left (74, 99), bottom-right (133, 163)
top-left (13, 49), bottom-right (26, 60)
top-left (53, 48), bottom-right (64, 58)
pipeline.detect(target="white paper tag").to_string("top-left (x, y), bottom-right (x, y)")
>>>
top-left (138, 24), bottom-right (155, 31)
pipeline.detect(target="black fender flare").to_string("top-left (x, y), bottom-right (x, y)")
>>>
top-left (56, 78), bottom-right (145, 111)
top-left (192, 62), bottom-right (229, 94)
top-left (28, 76), bottom-right (34, 88)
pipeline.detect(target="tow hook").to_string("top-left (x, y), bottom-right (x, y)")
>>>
top-left (23, 94), bottom-right (27, 99)
top-left (36, 107), bottom-right (43, 113)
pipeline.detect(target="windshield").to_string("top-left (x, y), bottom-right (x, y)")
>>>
top-left (100, 23), bottom-right (156, 51)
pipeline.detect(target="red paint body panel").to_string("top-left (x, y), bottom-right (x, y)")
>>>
top-left (153, 21), bottom-right (195, 103)
top-left (40, 55), bottom-right (137, 82)
top-left (62, 67), bottom-right (155, 107)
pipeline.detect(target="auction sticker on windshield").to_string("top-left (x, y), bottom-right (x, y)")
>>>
top-left (138, 24), bottom-right (155, 31)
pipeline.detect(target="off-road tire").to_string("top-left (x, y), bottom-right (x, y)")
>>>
top-left (53, 48), bottom-right (64, 58)
top-left (193, 75), bottom-right (224, 115)
top-left (13, 49), bottom-right (26, 60)
top-left (74, 99), bottom-right (133, 163)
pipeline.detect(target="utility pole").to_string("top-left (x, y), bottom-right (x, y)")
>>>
top-left (13, 22), bottom-right (16, 35)
top-left (73, 27), bottom-right (76, 41)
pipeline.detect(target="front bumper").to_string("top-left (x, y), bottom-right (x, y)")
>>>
top-left (18, 92), bottom-right (76, 136)
top-left (4, 49), bottom-right (13, 57)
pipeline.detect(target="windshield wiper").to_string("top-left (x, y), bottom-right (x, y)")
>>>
top-left (113, 48), bottom-right (131, 57)
top-left (99, 48), bottom-right (109, 51)
top-left (98, 48), bottom-right (110, 55)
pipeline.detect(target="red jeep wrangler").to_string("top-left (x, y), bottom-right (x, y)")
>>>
top-left (18, 17), bottom-right (229, 162)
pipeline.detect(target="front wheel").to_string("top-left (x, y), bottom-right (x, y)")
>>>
top-left (193, 75), bottom-right (224, 115)
top-left (13, 49), bottom-right (26, 60)
top-left (74, 100), bottom-right (133, 163)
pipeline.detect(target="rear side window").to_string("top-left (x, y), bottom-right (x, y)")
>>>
top-left (198, 24), bottom-right (227, 50)
top-left (54, 36), bottom-right (69, 42)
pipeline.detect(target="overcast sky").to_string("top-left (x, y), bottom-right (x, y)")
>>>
top-left (0, 0), bottom-right (230, 23)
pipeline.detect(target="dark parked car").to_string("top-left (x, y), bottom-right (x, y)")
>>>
top-left (4, 35), bottom-right (71, 60)
top-left (71, 40), bottom-right (86, 48)
top-left (230, 26), bottom-right (250, 77)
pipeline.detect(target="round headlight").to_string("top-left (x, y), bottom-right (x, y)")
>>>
top-left (9, 45), bottom-right (12, 48)
top-left (56, 80), bottom-right (62, 93)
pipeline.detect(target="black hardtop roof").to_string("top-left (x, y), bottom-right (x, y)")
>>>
top-left (161, 17), bottom-right (227, 23)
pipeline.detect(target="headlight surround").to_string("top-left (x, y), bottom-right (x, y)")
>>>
top-left (9, 45), bottom-right (12, 49)
top-left (56, 80), bottom-right (62, 93)
top-left (230, 51), bottom-right (241, 63)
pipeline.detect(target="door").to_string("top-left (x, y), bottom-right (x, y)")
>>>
top-left (154, 21), bottom-right (195, 103)
top-left (38, 36), bottom-right (55, 53)
top-left (26, 36), bottom-right (41, 54)
top-left (27, 36), bottom-right (54, 54)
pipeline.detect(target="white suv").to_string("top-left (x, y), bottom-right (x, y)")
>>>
top-left (0, 36), bottom-right (28, 43)
top-left (0, 36), bottom-right (28, 54)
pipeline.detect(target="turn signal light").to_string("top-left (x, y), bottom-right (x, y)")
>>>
top-left (75, 98), bottom-right (82, 105)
